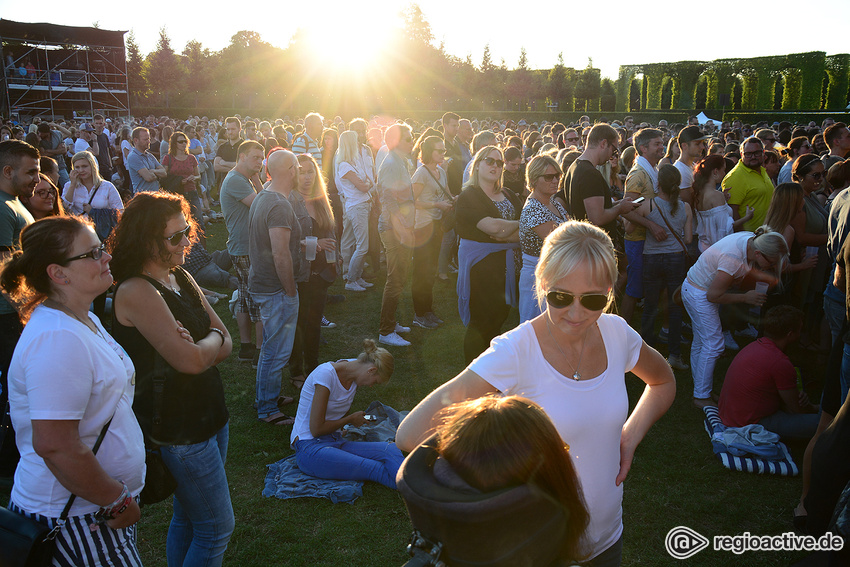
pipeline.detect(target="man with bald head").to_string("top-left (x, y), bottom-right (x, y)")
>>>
top-left (248, 149), bottom-right (302, 425)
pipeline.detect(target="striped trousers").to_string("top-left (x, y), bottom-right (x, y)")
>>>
top-left (8, 500), bottom-right (143, 566)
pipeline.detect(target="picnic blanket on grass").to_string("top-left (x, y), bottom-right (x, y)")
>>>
top-left (703, 405), bottom-right (798, 476)
top-left (263, 401), bottom-right (408, 503)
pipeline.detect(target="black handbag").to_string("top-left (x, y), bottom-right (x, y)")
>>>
top-left (138, 355), bottom-right (178, 507)
top-left (0, 404), bottom-right (112, 567)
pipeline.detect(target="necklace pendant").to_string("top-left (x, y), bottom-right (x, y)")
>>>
top-left (572, 372), bottom-right (581, 381)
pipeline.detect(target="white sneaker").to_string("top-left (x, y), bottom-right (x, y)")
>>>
top-left (667, 355), bottom-right (689, 371)
top-left (395, 323), bottom-right (411, 334)
top-left (356, 278), bottom-right (374, 288)
top-left (735, 324), bottom-right (758, 338)
top-left (345, 281), bottom-right (366, 292)
top-left (379, 332), bottom-right (410, 347)
top-left (723, 330), bottom-right (739, 351)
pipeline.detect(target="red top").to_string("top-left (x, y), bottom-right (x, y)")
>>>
top-left (718, 338), bottom-right (796, 427)
top-left (162, 153), bottom-right (198, 194)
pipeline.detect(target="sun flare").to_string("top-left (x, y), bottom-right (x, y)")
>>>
top-left (298, 7), bottom-right (401, 75)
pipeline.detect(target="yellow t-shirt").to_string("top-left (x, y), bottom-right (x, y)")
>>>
top-left (624, 166), bottom-right (656, 241)
top-left (721, 162), bottom-right (774, 232)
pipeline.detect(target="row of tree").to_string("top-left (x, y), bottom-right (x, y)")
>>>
top-left (126, 5), bottom-right (613, 116)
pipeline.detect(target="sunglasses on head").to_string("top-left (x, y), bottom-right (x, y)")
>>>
top-left (166, 226), bottom-right (191, 245)
top-left (546, 290), bottom-right (609, 311)
top-left (483, 157), bottom-right (504, 168)
top-left (539, 173), bottom-right (561, 182)
top-left (64, 244), bottom-right (105, 264)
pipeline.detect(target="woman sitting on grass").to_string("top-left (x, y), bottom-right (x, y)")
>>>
top-left (290, 339), bottom-right (405, 488)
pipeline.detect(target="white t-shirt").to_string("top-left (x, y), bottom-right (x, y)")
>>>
top-left (469, 315), bottom-right (642, 559)
top-left (120, 139), bottom-right (133, 161)
top-left (74, 137), bottom-right (91, 154)
top-left (335, 161), bottom-right (371, 210)
top-left (62, 180), bottom-right (124, 216)
top-left (674, 159), bottom-right (695, 189)
top-left (686, 231), bottom-right (752, 290)
top-left (290, 360), bottom-right (358, 446)
top-left (9, 305), bottom-right (144, 517)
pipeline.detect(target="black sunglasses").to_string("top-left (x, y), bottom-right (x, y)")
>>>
top-left (546, 290), bottom-right (609, 311)
top-left (64, 244), bottom-right (105, 264)
top-left (539, 173), bottom-right (561, 182)
top-left (483, 157), bottom-right (504, 168)
top-left (166, 226), bottom-right (191, 245)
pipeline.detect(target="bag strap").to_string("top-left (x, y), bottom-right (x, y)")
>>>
top-left (424, 166), bottom-right (452, 201)
top-left (655, 198), bottom-right (690, 258)
top-left (87, 183), bottom-right (101, 205)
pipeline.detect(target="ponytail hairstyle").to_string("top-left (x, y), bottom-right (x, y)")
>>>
top-left (356, 338), bottom-right (394, 383)
top-left (0, 216), bottom-right (92, 322)
top-left (692, 154), bottom-right (726, 204)
top-left (751, 225), bottom-right (789, 281)
top-left (657, 164), bottom-right (682, 215)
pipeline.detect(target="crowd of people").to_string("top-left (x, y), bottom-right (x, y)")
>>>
top-left (2, 107), bottom-right (850, 565)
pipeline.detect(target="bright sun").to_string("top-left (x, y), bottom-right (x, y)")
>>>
top-left (299, 7), bottom-right (401, 74)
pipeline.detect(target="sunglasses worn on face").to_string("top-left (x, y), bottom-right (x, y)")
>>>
top-left (539, 173), bottom-right (561, 182)
top-left (483, 157), bottom-right (504, 168)
top-left (64, 244), bottom-right (105, 264)
top-left (166, 226), bottom-right (191, 245)
top-left (546, 290), bottom-right (609, 311)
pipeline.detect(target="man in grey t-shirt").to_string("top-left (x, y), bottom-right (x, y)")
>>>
top-left (248, 149), bottom-right (301, 424)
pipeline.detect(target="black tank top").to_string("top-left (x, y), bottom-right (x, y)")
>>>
top-left (112, 267), bottom-right (228, 445)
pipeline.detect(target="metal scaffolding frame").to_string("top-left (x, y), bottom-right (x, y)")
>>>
top-left (1, 19), bottom-right (129, 121)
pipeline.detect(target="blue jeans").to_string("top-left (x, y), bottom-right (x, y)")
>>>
top-left (624, 240), bottom-right (644, 299)
top-left (759, 410), bottom-right (819, 440)
top-left (641, 252), bottom-right (687, 356)
top-left (161, 425), bottom-right (234, 567)
top-left (253, 291), bottom-right (299, 419)
top-left (294, 433), bottom-right (405, 489)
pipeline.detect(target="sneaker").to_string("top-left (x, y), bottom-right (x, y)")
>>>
top-left (205, 294), bottom-right (220, 305)
top-left (321, 316), bottom-right (337, 329)
top-left (723, 330), bottom-right (739, 351)
top-left (413, 315), bottom-right (438, 329)
top-left (379, 332), bottom-right (411, 347)
top-left (355, 278), bottom-right (374, 288)
top-left (426, 312), bottom-right (444, 325)
top-left (735, 324), bottom-right (758, 338)
top-left (345, 281), bottom-right (367, 292)
top-left (395, 323), bottom-right (411, 334)
top-left (667, 355), bottom-right (689, 371)
top-left (437, 273), bottom-right (449, 281)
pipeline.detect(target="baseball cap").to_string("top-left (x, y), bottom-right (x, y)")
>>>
top-left (678, 125), bottom-right (709, 144)
top-left (80, 123), bottom-right (95, 132)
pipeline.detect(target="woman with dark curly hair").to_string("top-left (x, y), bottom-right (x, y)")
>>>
top-left (109, 192), bottom-right (234, 566)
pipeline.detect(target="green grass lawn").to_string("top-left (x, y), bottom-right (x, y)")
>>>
top-left (3, 219), bottom-right (820, 566)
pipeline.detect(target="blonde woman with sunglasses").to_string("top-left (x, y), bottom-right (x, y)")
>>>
top-left (399, 220), bottom-right (675, 566)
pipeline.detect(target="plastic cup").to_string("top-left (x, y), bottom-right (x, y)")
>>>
top-left (325, 247), bottom-right (336, 263)
top-left (305, 236), bottom-right (318, 261)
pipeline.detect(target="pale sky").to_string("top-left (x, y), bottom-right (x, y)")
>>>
top-left (3, 1), bottom-right (848, 81)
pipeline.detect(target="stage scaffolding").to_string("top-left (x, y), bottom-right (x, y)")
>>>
top-left (1, 19), bottom-right (129, 121)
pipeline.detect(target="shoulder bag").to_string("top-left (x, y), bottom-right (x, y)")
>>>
top-left (159, 154), bottom-right (184, 194)
top-left (0, 404), bottom-right (112, 567)
top-left (87, 184), bottom-right (119, 241)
